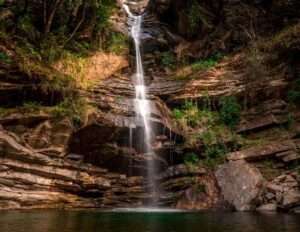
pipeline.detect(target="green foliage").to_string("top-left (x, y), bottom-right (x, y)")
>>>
top-left (204, 144), bottom-right (227, 160)
top-left (54, 50), bottom-right (90, 88)
top-left (95, 0), bottom-right (116, 30)
top-left (0, 102), bottom-right (42, 116)
top-left (199, 129), bottom-right (228, 169)
top-left (191, 53), bottom-right (223, 71)
top-left (195, 184), bottom-right (206, 194)
top-left (17, 15), bottom-right (39, 41)
top-left (107, 32), bottom-right (128, 55)
top-left (219, 96), bottom-right (241, 128)
top-left (0, 107), bottom-right (7, 116)
top-left (161, 51), bottom-right (176, 68)
top-left (0, 52), bottom-right (11, 63)
top-left (39, 34), bottom-right (66, 63)
top-left (16, 39), bottom-right (42, 61)
top-left (172, 100), bottom-right (218, 129)
top-left (172, 99), bottom-right (239, 169)
top-left (172, 101), bottom-right (199, 128)
top-left (17, 51), bottom-right (74, 93)
top-left (22, 101), bottom-right (42, 112)
top-left (51, 97), bottom-right (87, 127)
top-left (264, 23), bottom-right (300, 52)
top-left (259, 159), bottom-right (282, 180)
top-left (286, 113), bottom-right (295, 129)
top-left (186, 0), bottom-right (202, 33)
top-left (172, 108), bottom-right (184, 120)
top-left (184, 152), bottom-right (200, 166)
top-left (2, 0), bottom-right (118, 63)
top-left (288, 79), bottom-right (300, 105)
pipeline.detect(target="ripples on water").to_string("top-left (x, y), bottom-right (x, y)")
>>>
top-left (0, 209), bottom-right (300, 232)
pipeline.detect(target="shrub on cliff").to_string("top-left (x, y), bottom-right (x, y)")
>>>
top-left (219, 96), bottom-right (241, 129)
top-left (191, 53), bottom-right (223, 71)
top-left (107, 32), bottom-right (128, 55)
top-left (1, 0), bottom-right (117, 60)
top-left (288, 79), bottom-right (300, 105)
top-left (161, 51), bottom-right (176, 69)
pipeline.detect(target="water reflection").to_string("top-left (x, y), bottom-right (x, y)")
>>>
top-left (0, 210), bottom-right (300, 232)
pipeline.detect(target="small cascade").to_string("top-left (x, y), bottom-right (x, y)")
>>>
top-left (121, 1), bottom-right (158, 203)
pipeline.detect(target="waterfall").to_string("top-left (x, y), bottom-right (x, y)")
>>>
top-left (122, 1), bottom-right (158, 202)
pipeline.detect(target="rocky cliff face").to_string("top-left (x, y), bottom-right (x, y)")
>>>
top-left (0, 0), bottom-right (300, 212)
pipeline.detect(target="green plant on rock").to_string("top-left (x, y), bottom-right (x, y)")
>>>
top-left (219, 96), bottom-right (241, 129)
top-left (39, 34), bottom-right (66, 63)
top-left (286, 113), bottom-right (295, 129)
top-left (172, 100), bottom-right (219, 129)
top-left (263, 23), bottom-right (300, 52)
top-left (161, 51), bottom-right (176, 68)
top-left (0, 107), bottom-right (7, 116)
top-left (172, 101), bottom-right (200, 128)
top-left (172, 98), bottom-right (240, 169)
top-left (51, 97), bottom-right (87, 127)
top-left (172, 108), bottom-right (185, 120)
top-left (95, 0), bottom-right (117, 31)
top-left (191, 53), bottom-right (223, 72)
top-left (204, 143), bottom-right (227, 160)
top-left (22, 101), bottom-right (42, 112)
top-left (107, 32), bottom-right (128, 55)
top-left (186, 0), bottom-right (212, 34)
top-left (184, 152), bottom-right (200, 165)
top-left (17, 15), bottom-right (39, 42)
top-left (195, 184), bottom-right (206, 194)
top-left (183, 101), bottom-right (201, 128)
top-left (184, 152), bottom-right (200, 170)
top-left (199, 129), bottom-right (228, 169)
top-left (0, 51), bottom-right (11, 63)
top-left (288, 79), bottom-right (300, 105)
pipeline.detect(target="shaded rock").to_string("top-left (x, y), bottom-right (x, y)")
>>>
top-left (237, 100), bottom-right (288, 133)
top-left (157, 165), bottom-right (220, 210)
top-left (227, 139), bottom-right (300, 162)
top-left (266, 183), bottom-right (284, 193)
top-left (261, 172), bottom-right (300, 212)
top-left (175, 173), bottom-right (221, 210)
top-left (168, 54), bottom-right (288, 107)
top-left (215, 160), bottom-right (265, 211)
top-left (0, 113), bottom-right (50, 127)
top-left (291, 206), bottom-right (300, 214)
top-left (0, 127), bottom-right (151, 209)
top-left (158, 164), bottom-right (206, 180)
top-left (237, 114), bottom-right (287, 134)
top-left (265, 192), bottom-right (275, 200)
top-left (282, 190), bottom-right (300, 209)
top-left (257, 203), bottom-right (277, 211)
top-left (176, 175), bottom-right (220, 210)
top-left (72, 72), bottom-right (184, 175)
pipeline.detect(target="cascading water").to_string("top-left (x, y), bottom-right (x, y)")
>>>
top-left (122, 1), bottom-right (158, 203)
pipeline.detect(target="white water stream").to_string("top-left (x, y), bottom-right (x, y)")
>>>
top-left (122, 1), bottom-right (157, 200)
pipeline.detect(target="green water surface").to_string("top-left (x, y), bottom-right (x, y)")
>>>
top-left (0, 209), bottom-right (300, 232)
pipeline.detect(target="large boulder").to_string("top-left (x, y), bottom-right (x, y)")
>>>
top-left (215, 160), bottom-right (265, 211)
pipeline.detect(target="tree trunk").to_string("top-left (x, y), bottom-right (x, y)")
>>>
top-left (63, 1), bottom-right (87, 47)
top-left (44, 0), bottom-right (64, 34)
